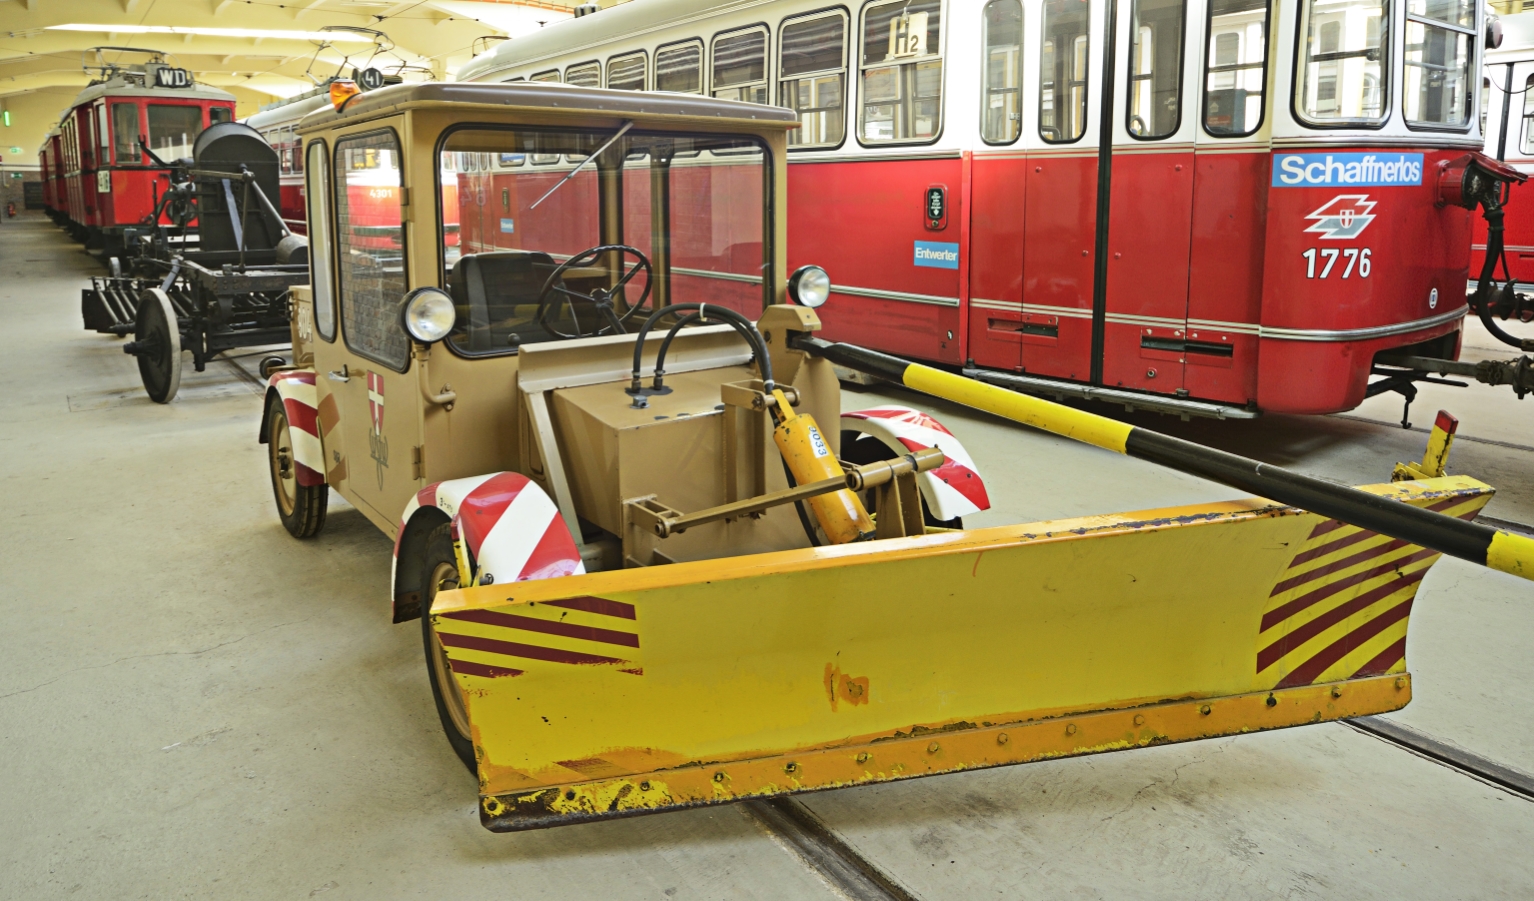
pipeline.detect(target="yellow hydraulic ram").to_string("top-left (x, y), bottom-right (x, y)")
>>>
top-left (791, 336), bottom-right (1534, 583)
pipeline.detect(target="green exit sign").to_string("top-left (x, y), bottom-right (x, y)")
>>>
top-left (8, 147), bottom-right (20, 155)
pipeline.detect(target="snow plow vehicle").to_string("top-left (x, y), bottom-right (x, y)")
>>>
top-left (261, 81), bottom-right (1534, 833)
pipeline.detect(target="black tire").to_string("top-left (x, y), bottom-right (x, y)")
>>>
top-left (134, 288), bottom-right (181, 403)
top-left (420, 523), bottom-right (477, 773)
top-left (840, 432), bottom-right (963, 530)
top-left (265, 392), bottom-right (327, 538)
top-left (258, 356), bottom-right (288, 380)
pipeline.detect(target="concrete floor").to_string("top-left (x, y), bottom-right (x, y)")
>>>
top-left (3, 212), bottom-right (1533, 899)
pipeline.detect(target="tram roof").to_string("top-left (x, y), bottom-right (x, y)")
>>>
top-left (457, 0), bottom-right (747, 83)
top-left (68, 74), bottom-right (236, 108)
top-left (297, 79), bottom-right (798, 131)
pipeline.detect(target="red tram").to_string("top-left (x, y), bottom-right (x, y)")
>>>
top-left (1476, 12), bottom-right (1534, 286)
top-left (458, 0), bottom-right (1507, 417)
top-left (41, 48), bottom-right (236, 256)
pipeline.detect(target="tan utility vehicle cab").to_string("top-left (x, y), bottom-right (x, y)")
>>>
top-left (260, 81), bottom-right (1496, 833)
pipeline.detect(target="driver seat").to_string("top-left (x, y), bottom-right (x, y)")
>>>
top-left (449, 250), bottom-right (557, 351)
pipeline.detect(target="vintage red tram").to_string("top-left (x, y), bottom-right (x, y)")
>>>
top-left (39, 126), bottom-right (64, 224)
top-left (1476, 11), bottom-right (1534, 285)
top-left (46, 48), bottom-right (236, 256)
top-left (458, 0), bottom-right (1506, 417)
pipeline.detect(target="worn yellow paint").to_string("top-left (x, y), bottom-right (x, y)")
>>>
top-left (901, 363), bottom-right (1134, 454)
top-left (474, 675), bottom-right (1410, 830)
top-left (1489, 530), bottom-right (1534, 579)
top-left (428, 476), bottom-right (1486, 830)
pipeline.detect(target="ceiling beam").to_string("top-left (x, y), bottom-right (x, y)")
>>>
top-left (292, 0), bottom-right (330, 20)
top-left (122, 0), bottom-right (143, 11)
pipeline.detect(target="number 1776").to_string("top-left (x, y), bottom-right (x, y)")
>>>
top-left (1303, 247), bottom-right (1372, 279)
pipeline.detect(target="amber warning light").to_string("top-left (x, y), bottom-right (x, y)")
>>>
top-left (330, 80), bottom-right (361, 110)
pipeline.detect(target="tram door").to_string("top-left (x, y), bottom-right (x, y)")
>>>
top-left (1100, 0), bottom-right (1198, 394)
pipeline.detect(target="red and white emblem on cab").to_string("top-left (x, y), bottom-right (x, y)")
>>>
top-left (367, 371), bottom-right (389, 487)
top-left (1303, 194), bottom-right (1376, 240)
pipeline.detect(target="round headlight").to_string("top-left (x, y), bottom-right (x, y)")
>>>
top-left (788, 265), bottom-right (831, 308)
top-left (401, 287), bottom-right (456, 343)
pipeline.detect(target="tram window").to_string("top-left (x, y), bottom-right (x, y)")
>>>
top-left (96, 104), bottom-right (109, 160)
top-left (713, 27), bottom-right (769, 104)
top-left (334, 131), bottom-right (409, 371)
top-left (860, 0), bottom-right (944, 144)
top-left (657, 41), bottom-right (703, 93)
top-left (1296, 0), bottom-right (1388, 125)
top-left (531, 70), bottom-right (561, 83)
top-left (781, 11), bottom-right (848, 148)
top-left (305, 139), bottom-right (336, 342)
top-left (1520, 75), bottom-right (1534, 154)
top-left (1403, 0), bottom-right (1474, 128)
top-left (1204, 0), bottom-right (1269, 135)
top-left (210, 107), bottom-right (233, 125)
top-left (1039, 0), bottom-right (1088, 142)
top-left (981, 0), bottom-right (1023, 144)
top-left (566, 61), bottom-right (601, 87)
top-left (1128, 0), bottom-right (1186, 138)
top-left (608, 51), bottom-right (647, 90)
top-left (148, 105), bottom-right (203, 161)
top-left (111, 103), bottom-right (139, 165)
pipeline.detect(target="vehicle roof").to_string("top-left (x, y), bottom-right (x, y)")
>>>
top-left (68, 75), bottom-right (237, 107)
top-left (297, 80), bottom-right (798, 132)
top-left (244, 90), bottom-right (333, 131)
top-left (456, 0), bottom-right (754, 82)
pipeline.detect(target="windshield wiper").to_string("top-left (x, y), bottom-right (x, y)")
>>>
top-left (529, 120), bottom-right (634, 210)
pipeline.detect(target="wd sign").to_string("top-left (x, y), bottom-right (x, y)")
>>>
top-left (152, 66), bottom-right (193, 89)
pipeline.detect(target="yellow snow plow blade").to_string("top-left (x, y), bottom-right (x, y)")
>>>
top-left (431, 475), bottom-right (1490, 832)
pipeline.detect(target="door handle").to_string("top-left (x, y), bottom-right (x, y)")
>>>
top-left (326, 365), bottom-right (349, 382)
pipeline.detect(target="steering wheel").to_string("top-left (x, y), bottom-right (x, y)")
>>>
top-left (536, 244), bottom-right (652, 338)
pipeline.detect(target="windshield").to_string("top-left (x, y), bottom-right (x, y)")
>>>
top-left (438, 127), bottom-right (769, 355)
top-left (147, 104), bottom-right (203, 161)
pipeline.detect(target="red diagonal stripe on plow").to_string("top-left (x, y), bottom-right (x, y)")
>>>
top-left (436, 630), bottom-right (627, 666)
top-left (1261, 548), bottom-right (1437, 633)
top-left (443, 608), bottom-right (639, 648)
top-left (1275, 599), bottom-right (1415, 689)
top-left (1257, 568), bottom-right (1425, 672)
top-left (1286, 497), bottom-right (1465, 571)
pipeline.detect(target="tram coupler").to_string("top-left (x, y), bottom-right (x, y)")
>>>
top-left (1375, 353), bottom-right (1534, 401)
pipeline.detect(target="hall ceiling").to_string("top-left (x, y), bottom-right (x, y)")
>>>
top-left (0, 0), bottom-right (580, 100)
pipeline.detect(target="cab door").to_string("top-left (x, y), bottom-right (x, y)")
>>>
top-left (311, 125), bottom-right (423, 532)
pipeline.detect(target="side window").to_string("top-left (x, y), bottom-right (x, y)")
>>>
top-left (1295, 0), bottom-right (1388, 125)
top-left (712, 26), bottom-right (770, 104)
top-left (96, 103), bottom-right (109, 161)
top-left (1128, 0), bottom-right (1186, 138)
top-left (334, 131), bottom-right (408, 370)
top-left (982, 0), bottom-right (1023, 144)
top-left (531, 70), bottom-right (561, 83)
top-left (1039, 0), bottom-right (1089, 142)
top-left (1403, 0), bottom-right (1473, 128)
top-left (1203, 0), bottom-right (1269, 135)
top-left (780, 11), bottom-right (848, 148)
top-left (112, 103), bottom-right (139, 165)
top-left (305, 139), bottom-right (336, 342)
top-left (608, 52), bottom-right (647, 90)
top-left (657, 40), bottom-right (704, 92)
top-left (1520, 75), bottom-right (1534, 154)
top-left (566, 61), bottom-right (601, 87)
top-left (860, 0), bottom-right (945, 143)
top-left (210, 106), bottom-right (233, 124)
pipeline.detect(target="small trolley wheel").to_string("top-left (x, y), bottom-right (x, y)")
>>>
top-left (265, 392), bottom-right (328, 538)
top-left (258, 356), bottom-right (288, 380)
top-left (134, 288), bottom-right (182, 403)
top-left (420, 523), bottom-right (477, 773)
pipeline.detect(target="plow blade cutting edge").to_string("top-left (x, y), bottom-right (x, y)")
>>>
top-left (432, 475), bottom-right (1492, 831)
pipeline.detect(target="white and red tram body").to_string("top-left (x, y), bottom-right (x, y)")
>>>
top-left (49, 61), bottom-right (236, 250)
top-left (461, 0), bottom-right (1490, 415)
top-left (1474, 11), bottom-right (1534, 286)
top-left (246, 89), bottom-right (337, 235)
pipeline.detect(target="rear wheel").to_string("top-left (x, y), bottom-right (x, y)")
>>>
top-left (133, 288), bottom-right (181, 403)
top-left (420, 523), bottom-right (476, 772)
top-left (266, 392), bottom-right (327, 538)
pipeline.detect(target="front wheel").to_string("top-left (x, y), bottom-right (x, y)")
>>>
top-left (133, 288), bottom-right (181, 403)
top-left (266, 392), bottom-right (327, 538)
top-left (420, 523), bottom-right (476, 772)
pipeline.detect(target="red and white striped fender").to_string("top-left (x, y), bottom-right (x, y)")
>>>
top-left (392, 472), bottom-right (584, 598)
top-left (262, 370), bottom-right (324, 487)
top-left (840, 405), bottom-right (990, 521)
